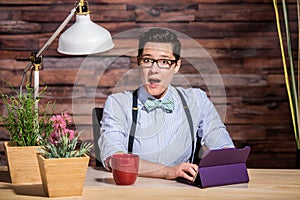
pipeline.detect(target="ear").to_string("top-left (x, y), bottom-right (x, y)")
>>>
top-left (174, 59), bottom-right (181, 73)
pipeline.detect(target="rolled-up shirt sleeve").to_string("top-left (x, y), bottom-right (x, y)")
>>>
top-left (195, 90), bottom-right (234, 149)
top-left (98, 94), bottom-right (130, 165)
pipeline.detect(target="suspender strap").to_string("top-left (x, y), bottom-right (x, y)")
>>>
top-left (128, 89), bottom-right (138, 153)
top-left (128, 88), bottom-right (198, 163)
top-left (175, 88), bottom-right (195, 163)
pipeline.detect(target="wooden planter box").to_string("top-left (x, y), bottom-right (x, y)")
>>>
top-left (4, 141), bottom-right (41, 184)
top-left (37, 153), bottom-right (90, 197)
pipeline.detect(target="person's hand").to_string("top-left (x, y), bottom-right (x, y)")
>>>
top-left (105, 151), bottom-right (126, 172)
top-left (163, 162), bottom-right (198, 181)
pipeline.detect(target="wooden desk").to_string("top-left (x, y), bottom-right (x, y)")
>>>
top-left (0, 166), bottom-right (299, 200)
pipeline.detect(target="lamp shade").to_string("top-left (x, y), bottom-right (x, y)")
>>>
top-left (57, 14), bottom-right (114, 55)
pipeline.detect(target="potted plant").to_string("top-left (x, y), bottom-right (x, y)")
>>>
top-left (37, 112), bottom-right (92, 198)
top-left (0, 83), bottom-right (54, 184)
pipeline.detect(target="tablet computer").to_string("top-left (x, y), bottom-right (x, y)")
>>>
top-left (177, 146), bottom-right (251, 188)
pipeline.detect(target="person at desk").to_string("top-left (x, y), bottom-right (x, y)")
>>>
top-left (99, 28), bottom-right (234, 182)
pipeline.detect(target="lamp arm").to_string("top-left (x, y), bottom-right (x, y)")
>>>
top-left (20, 6), bottom-right (77, 95)
top-left (36, 7), bottom-right (77, 58)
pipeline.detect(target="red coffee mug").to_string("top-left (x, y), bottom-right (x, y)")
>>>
top-left (111, 153), bottom-right (139, 185)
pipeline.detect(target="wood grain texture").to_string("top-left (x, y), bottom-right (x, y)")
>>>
top-left (37, 154), bottom-right (89, 197)
top-left (4, 142), bottom-right (42, 184)
top-left (0, 0), bottom-right (298, 168)
top-left (0, 167), bottom-right (300, 199)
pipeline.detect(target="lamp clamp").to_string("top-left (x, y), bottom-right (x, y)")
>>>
top-left (76, 0), bottom-right (90, 15)
top-left (29, 52), bottom-right (42, 71)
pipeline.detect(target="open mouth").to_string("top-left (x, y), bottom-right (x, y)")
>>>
top-left (149, 78), bottom-right (161, 84)
top-left (148, 78), bottom-right (161, 88)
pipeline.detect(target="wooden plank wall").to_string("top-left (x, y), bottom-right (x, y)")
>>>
top-left (0, 0), bottom-right (298, 168)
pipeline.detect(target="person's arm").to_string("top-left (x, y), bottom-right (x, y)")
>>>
top-left (99, 94), bottom-right (131, 167)
top-left (138, 159), bottom-right (198, 181)
top-left (196, 90), bottom-right (235, 149)
top-left (105, 155), bottom-right (198, 181)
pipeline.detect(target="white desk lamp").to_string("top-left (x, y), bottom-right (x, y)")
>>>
top-left (19, 0), bottom-right (114, 110)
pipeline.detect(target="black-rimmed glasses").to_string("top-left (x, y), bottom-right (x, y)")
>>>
top-left (137, 57), bottom-right (177, 69)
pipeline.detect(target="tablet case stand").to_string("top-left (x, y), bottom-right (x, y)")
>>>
top-left (178, 146), bottom-right (251, 188)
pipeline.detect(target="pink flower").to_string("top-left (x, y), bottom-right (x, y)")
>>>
top-left (68, 130), bottom-right (75, 140)
top-left (63, 113), bottom-right (73, 124)
top-left (50, 114), bottom-right (60, 122)
top-left (51, 114), bottom-right (70, 129)
top-left (49, 132), bottom-right (60, 144)
top-left (48, 113), bottom-right (77, 144)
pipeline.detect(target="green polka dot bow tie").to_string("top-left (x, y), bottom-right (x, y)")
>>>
top-left (144, 98), bottom-right (174, 113)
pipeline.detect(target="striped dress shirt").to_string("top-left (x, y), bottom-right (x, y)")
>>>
top-left (99, 85), bottom-right (234, 166)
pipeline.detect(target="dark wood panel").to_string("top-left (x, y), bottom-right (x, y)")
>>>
top-left (0, 21), bottom-right (41, 34)
top-left (1, 30), bottom-right (283, 49)
top-left (0, 0), bottom-right (276, 5)
top-left (0, 0), bottom-right (298, 169)
top-left (21, 10), bottom-right (136, 23)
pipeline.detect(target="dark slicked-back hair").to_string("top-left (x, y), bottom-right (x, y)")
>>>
top-left (138, 28), bottom-right (181, 60)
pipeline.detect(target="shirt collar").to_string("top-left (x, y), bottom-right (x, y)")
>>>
top-left (138, 85), bottom-right (174, 105)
